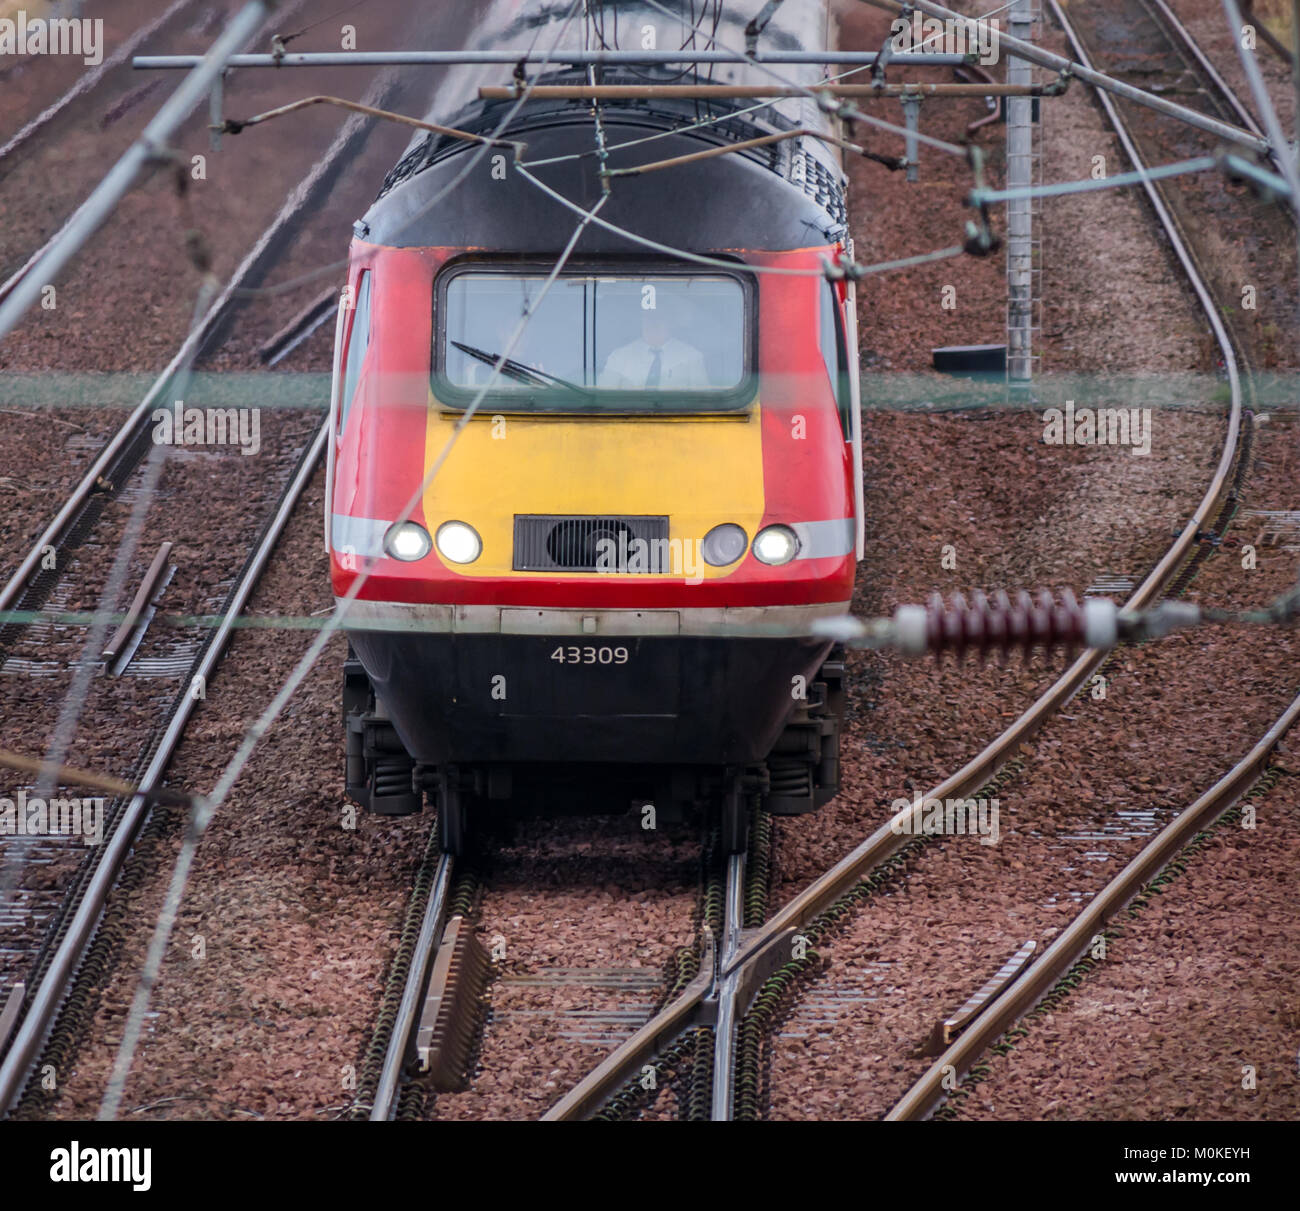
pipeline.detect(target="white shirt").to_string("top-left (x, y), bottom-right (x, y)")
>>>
top-left (600, 337), bottom-right (710, 389)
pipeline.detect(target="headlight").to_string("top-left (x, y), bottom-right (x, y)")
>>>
top-left (434, 520), bottom-right (482, 564)
top-left (701, 523), bottom-right (748, 567)
top-left (384, 521), bottom-right (433, 562)
top-left (752, 524), bottom-right (799, 566)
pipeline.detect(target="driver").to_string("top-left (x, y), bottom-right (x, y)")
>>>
top-left (600, 309), bottom-right (709, 390)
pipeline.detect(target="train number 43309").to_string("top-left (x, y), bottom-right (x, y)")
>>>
top-left (550, 645), bottom-right (630, 665)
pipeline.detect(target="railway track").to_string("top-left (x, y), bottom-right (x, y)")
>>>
top-left (0, 68), bottom-right (402, 640)
top-left (358, 814), bottom-right (760, 1121)
top-left (886, 685), bottom-right (1300, 1119)
top-left (0, 0), bottom-right (194, 170)
top-left (1060, 0), bottom-right (1298, 364)
top-left (0, 80), bottom-right (405, 1042)
top-left (0, 6), bottom-right (433, 1116)
top-left (362, 838), bottom-right (458, 1120)
top-left (0, 418), bottom-right (327, 1115)
top-left (533, 0), bottom-right (1300, 1120)
top-left (1, 0), bottom-right (1294, 1126)
top-left (6, 0), bottom-right (727, 1125)
top-left (1142, 0), bottom-right (1272, 145)
top-left (0, 0), bottom-right (320, 310)
top-left (760, 0), bottom-right (1300, 1122)
top-left (845, 0), bottom-right (1299, 1121)
top-left (771, 0), bottom-right (1300, 1121)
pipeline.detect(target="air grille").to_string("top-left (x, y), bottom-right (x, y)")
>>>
top-left (514, 515), bottom-right (670, 573)
top-left (791, 148), bottom-right (848, 229)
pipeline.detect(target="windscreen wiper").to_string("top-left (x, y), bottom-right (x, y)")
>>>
top-left (451, 341), bottom-right (595, 398)
top-left (450, 341), bottom-right (547, 386)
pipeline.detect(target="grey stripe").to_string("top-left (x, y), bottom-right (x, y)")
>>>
top-left (790, 518), bottom-right (854, 560)
top-left (331, 514), bottom-right (389, 558)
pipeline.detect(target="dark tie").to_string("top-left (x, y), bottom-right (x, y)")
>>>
top-left (645, 350), bottom-right (662, 388)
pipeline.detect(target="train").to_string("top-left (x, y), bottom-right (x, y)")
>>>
top-left (328, 0), bottom-right (863, 853)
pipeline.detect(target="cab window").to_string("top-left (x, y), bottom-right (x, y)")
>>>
top-left (819, 280), bottom-right (851, 439)
top-left (434, 266), bottom-right (754, 412)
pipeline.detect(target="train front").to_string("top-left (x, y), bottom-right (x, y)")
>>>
top-left (328, 0), bottom-right (861, 850)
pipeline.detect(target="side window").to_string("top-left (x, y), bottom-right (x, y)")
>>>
top-left (339, 270), bottom-right (372, 433)
top-left (819, 280), bottom-right (851, 439)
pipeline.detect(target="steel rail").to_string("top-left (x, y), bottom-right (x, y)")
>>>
top-left (888, 687), bottom-right (1300, 1119)
top-left (870, 0), bottom-right (1290, 1123)
top-left (0, 1), bottom-right (271, 342)
top-left (710, 852), bottom-right (747, 1121)
top-left (0, 0), bottom-right (193, 167)
top-left (855, 0), bottom-right (1270, 154)
top-left (369, 853), bottom-right (455, 1121)
top-left (1143, 0), bottom-right (1267, 140)
top-left (539, 947), bottom-right (715, 1122)
top-left (1144, 0), bottom-right (1296, 220)
top-left (543, 0), bottom-right (1250, 1124)
top-left (0, 985), bottom-right (22, 1055)
top-left (0, 419), bottom-right (328, 1114)
top-left (0, 66), bottom-right (395, 620)
top-left (0, 0), bottom-right (296, 308)
top-left (713, 0), bottom-right (1246, 1012)
top-left (94, 6), bottom-right (596, 1119)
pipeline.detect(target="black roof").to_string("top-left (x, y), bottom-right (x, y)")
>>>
top-left (359, 100), bottom-right (848, 255)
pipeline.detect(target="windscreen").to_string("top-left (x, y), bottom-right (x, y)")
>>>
top-left (438, 271), bottom-right (749, 409)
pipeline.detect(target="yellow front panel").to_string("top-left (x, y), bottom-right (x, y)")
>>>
top-left (422, 396), bottom-right (766, 578)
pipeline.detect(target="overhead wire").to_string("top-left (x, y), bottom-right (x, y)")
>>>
top-left (97, 187), bottom-right (610, 1122)
top-left (96, 0), bottom-right (600, 1120)
top-left (227, 0), bottom-right (585, 300)
top-left (0, 0), bottom-right (585, 1113)
top-left (276, 0), bottom-right (374, 48)
top-left (0, 272), bottom-right (218, 911)
top-left (21, 0), bottom-right (1300, 1117)
top-left (638, 0), bottom-right (970, 155)
top-left (214, 0), bottom-right (975, 302)
top-left (513, 155), bottom-right (964, 274)
top-left (518, 59), bottom-right (883, 168)
top-left (1, 1), bottom-right (1295, 894)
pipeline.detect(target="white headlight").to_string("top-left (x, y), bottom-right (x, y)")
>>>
top-left (384, 521), bottom-right (433, 562)
top-left (434, 520), bottom-right (482, 564)
top-left (701, 523), bottom-right (748, 567)
top-left (752, 525), bottom-right (799, 566)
